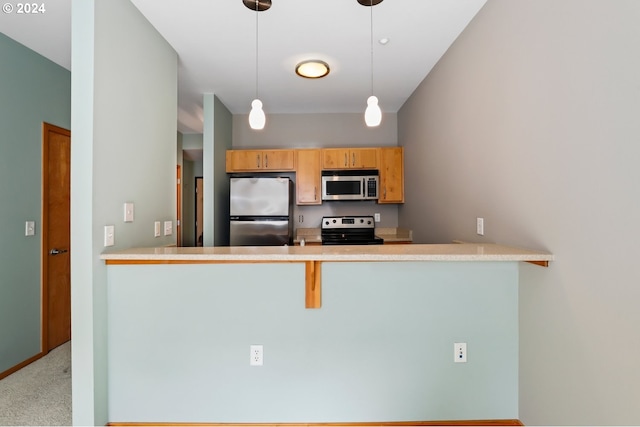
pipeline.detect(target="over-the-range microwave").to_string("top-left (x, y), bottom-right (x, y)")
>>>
top-left (321, 170), bottom-right (379, 201)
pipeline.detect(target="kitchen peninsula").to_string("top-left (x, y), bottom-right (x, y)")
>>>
top-left (101, 243), bottom-right (552, 424)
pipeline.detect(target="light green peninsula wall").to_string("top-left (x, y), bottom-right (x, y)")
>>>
top-left (106, 261), bottom-right (519, 423)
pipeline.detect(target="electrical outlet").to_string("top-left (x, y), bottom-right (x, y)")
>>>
top-left (164, 220), bottom-right (173, 236)
top-left (454, 342), bottom-right (467, 363)
top-left (476, 217), bottom-right (484, 236)
top-left (374, 213), bottom-right (381, 222)
top-left (250, 345), bottom-right (263, 366)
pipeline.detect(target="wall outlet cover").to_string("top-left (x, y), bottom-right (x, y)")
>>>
top-left (250, 345), bottom-right (263, 366)
top-left (454, 342), bottom-right (467, 363)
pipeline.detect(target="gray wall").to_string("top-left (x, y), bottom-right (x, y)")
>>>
top-left (398, 0), bottom-right (640, 424)
top-left (0, 34), bottom-right (71, 375)
top-left (202, 94), bottom-right (233, 246)
top-left (233, 113), bottom-right (400, 229)
top-left (71, 0), bottom-right (178, 424)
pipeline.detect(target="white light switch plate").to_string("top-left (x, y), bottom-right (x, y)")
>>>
top-left (104, 225), bottom-right (115, 247)
top-left (154, 221), bottom-right (161, 237)
top-left (476, 217), bottom-right (484, 236)
top-left (25, 221), bottom-right (35, 236)
top-left (164, 220), bottom-right (173, 236)
top-left (124, 202), bottom-right (134, 222)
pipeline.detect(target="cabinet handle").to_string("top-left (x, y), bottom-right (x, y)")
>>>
top-left (314, 186), bottom-right (317, 200)
top-left (265, 154), bottom-right (268, 168)
top-left (384, 187), bottom-right (387, 199)
top-left (352, 153), bottom-right (356, 166)
top-left (256, 154), bottom-right (260, 168)
top-left (344, 153), bottom-right (347, 167)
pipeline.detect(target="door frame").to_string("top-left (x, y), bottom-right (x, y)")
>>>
top-left (41, 122), bottom-right (71, 352)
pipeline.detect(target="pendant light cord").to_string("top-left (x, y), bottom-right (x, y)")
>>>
top-left (369, 0), bottom-right (374, 96)
top-left (255, 0), bottom-right (259, 100)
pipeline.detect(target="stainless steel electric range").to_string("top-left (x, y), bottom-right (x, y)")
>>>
top-left (321, 215), bottom-right (384, 245)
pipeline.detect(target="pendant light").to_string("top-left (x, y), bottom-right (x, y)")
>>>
top-left (245, 0), bottom-right (271, 130)
top-left (361, 0), bottom-right (382, 127)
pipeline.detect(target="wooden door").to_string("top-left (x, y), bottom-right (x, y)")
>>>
top-left (42, 123), bottom-right (71, 351)
top-left (195, 177), bottom-right (204, 246)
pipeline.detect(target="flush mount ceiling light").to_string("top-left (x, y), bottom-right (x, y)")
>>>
top-left (359, 0), bottom-right (383, 127)
top-left (242, 0), bottom-right (271, 11)
top-left (295, 60), bottom-right (330, 79)
top-left (244, 0), bottom-right (270, 130)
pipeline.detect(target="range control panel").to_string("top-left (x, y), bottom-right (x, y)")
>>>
top-left (322, 216), bottom-right (375, 230)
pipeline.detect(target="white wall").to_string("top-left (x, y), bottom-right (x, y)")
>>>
top-left (398, 0), bottom-right (640, 424)
top-left (71, 0), bottom-right (177, 424)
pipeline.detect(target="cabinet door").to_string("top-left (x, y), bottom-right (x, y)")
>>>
top-left (322, 148), bottom-right (350, 169)
top-left (296, 149), bottom-right (322, 205)
top-left (262, 150), bottom-right (294, 171)
top-left (378, 147), bottom-right (404, 203)
top-left (226, 150), bottom-right (263, 172)
top-left (351, 148), bottom-right (378, 169)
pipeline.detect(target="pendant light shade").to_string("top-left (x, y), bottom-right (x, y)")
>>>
top-left (364, 95), bottom-right (382, 127)
top-left (249, 99), bottom-right (266, 130)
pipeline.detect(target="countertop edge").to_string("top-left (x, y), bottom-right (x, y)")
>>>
top-left (101, 243), bottom-right (553, 263)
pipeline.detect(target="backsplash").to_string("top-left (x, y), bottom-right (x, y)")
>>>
top-left (294, 201), bottom-right (399, 230)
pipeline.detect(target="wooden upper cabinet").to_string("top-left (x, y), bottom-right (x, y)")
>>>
top-left (295, 149), bottom-right (322, 205)
top-left (378, 147), bottom-right (404, 204)
top-left (322, 148), bottom-right (378, 170)
top-left (226, 149), bottom-right (294, 172)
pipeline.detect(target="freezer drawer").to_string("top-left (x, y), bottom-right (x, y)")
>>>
top-left (230, 219), bottom-right (291, 246)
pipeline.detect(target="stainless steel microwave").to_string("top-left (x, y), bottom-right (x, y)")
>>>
top-left (321, 170), bottom-right (379, 201)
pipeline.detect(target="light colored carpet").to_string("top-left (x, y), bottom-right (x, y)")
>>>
top-left (0, 341), bottom-right (72, 426)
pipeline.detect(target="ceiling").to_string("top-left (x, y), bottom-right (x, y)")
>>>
top-left (0, 0), bottom-right (486, 134)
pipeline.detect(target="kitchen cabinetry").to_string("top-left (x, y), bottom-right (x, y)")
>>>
top-left (378, 147), bottom-right (404, 204)
top-left (226, 146), bottom-right (404, 204)
top-left (295, 149), bottom-right (322, 205)
top-left (226, 149), bottom-right (294, 172)
top-left (321, 148), bottom-right (378, 170)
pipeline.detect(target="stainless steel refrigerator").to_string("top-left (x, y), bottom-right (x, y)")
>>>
top-left (229, 177), bottom-right (293, 246)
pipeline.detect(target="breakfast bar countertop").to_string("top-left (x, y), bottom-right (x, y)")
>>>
top-left (101, 243), bottom-right (553, 264)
